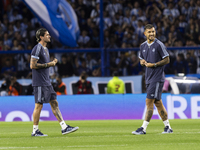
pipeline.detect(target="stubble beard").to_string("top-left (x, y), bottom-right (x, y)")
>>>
top-left (148, 36), bottom-right (155, 42)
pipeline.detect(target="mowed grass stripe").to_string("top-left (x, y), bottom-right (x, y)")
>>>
top-left (0, 119), bottom-right (200, 150)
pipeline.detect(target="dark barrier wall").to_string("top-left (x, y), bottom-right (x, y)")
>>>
top-left (0, 94), bottom-right (200, 122)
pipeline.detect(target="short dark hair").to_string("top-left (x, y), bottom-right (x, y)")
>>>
top-left (113, 71), bottom-right (119, 76)
top-left (36, 28), bottom-right (48, 42)
top-left (144, 24), bottom-right (154, 31)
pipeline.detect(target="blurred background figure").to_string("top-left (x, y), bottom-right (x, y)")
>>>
top-left (162, 79), bottom-right (170, 93)
top-left (8, 76), bottom-right (21, 96)
top-left (75, 71), bottom-right (92, 94)
top-left (107, 71), bottom-right (125, 94)
top-left (54, 76), bottom-right (67, 95)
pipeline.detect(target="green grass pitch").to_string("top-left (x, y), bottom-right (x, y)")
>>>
top-left (0, 119), bottom-right (199, 150)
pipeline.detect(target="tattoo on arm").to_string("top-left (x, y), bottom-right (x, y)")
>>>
top-left (30, 57), bottom-right (46, 69)
top-left (157, 56), bottom-right (169, 67)
top-left (50, 100), bottom-right (63, 122)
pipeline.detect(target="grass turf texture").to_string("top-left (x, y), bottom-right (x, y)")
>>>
top-left (0, 119), bottom-right (199, 150)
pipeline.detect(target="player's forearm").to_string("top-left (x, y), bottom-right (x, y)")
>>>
top-left (31, 62), bottom-right (55, 69)
top-left (156, 57), bottom-right (170, 67)
top-left (31, 63), bottom-right (47, 69)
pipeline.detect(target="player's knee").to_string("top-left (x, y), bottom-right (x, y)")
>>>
top-left (146, 98), bottom-right (155, 107)
top-left (34, 103), bottom-right (43, 110)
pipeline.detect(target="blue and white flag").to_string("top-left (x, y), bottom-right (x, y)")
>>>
top-left (23, 0), bottom-right (80, 47)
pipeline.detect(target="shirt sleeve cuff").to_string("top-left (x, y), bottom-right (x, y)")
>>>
top-left (162, 54), bottom-right (169, 59)
top-left (138, 56), bottom-right (143, 60)
top-left (31, 55), bottom-right (39, 59)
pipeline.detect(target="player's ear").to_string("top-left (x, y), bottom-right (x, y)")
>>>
top-left (143, 31), bottom-right (146, 36)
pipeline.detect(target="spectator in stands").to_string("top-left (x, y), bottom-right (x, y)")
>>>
top-left (78, 9), bottom-right (88, 31)
top-left (181, 1), bottom-right (192, 20)
top-left (8, 76), bottom-right (21, 96)
top-left (157, 27), bottom-right (167, 43)
top-left (54, 76), bottom-right (67, 95)
top-left (3, 32), bottom-right (12, 48)
top-left (76, 58), bottom-right (91, 76)
top-left (106, 0), bottom-right (122, 18)
top-left (167, 32), bottom-right (177, 46)
top-left (185, 22), bottom-right (199, 41)
top-left (123, 9), bottom-right (131, 26)
top-left (131, 15), bottom-right (138, 29)
top-left (11, 39), bottom-right (19, 50)
top-left (1, 58), bottom-right (16, 78)
top-left (128, 54), bottom-right (143, 75)
top-left (186, 52), bottom-right (197, 74)
top-left (107, 37), bottom-right (118, 49)
top-left (9, 9), bottom-right (23, 23)
top-left (113, 12), bottom-right (123, 26)
top-left (176, 15), bottom-right (187, 35)
top-left (107, 71), bottom-right (125, 94)
top-left (90, 29), bottom-right (99, 47)
top-left (58, 54), bottom-right (74, 78)
top-left (137, 9), bottom-right (147, 22)
top-left (92, 58), bottom-right (101, 77)
top-left (116, 52), bottom-right (130, 76)
top-left (136, 20), bottom-right (144, 40)
top-left (130, 1), bottom-right (140, 17)
top-left (163, 2), bottom-right (180, 21)
top-left (75, 71), bottom-right (92, 94)
top-left (14, 45), bottom-right (30, 78)
top-left (78, 30), bottom-right (90, 48)
top-left (0, 76), bottom-right (11, 96)
top-left (173, 53), bottom-right (188, 75)
top-left (90, 1), bottom-right (100, 23)
top-left (86, 53), bottom-right (97, 71)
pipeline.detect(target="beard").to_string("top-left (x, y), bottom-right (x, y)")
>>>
top-left (148, 36), bottom-right (155, 41)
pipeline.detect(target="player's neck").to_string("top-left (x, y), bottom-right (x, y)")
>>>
top-left (39, 41), bottom-right (47, 47)
top-left (147, 39), bottom-right (155, 44)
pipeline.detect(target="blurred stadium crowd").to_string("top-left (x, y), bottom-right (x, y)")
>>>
top-left (0, 0), bottom-right (200, 82)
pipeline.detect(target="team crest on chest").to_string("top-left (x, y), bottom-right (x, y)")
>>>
top-left (143, 50), bottom-right (145, 52)
top-left (152, 48), bottom-right (155, 52)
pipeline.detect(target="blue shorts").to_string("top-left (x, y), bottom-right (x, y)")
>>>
top-left (146, 82), bottom-right (164, 100)
top-left (33, 85), bottom-right (57, 103)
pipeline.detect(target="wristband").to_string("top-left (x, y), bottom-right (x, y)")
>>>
top-left (154, 63), bottom-right (157, 67)
top-left (45, 63), bottom-right (47, 68)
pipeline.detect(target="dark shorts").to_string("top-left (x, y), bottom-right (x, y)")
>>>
top-left (33, 85), bottom-right (57, 103)
top-left (146, 82), bottom-right (164, 100)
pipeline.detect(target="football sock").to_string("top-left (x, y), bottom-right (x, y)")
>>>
top-left (163, 119), bottom-right (171, 129)
top-left (33, 125), bottom-right (38, 133)
top-left (141, 121), bottom-right (149, 131)
top-left (60, 120), bottom-right (68, 130)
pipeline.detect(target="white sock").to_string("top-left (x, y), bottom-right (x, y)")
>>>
top-left (141, 121), bottom-right (149, 131)
top-left (163, 120), bottom-right (171, 129)
top-left (33, 125), bottom-right (38, 133)
top-left (60, 120), bottom-right (68, 130)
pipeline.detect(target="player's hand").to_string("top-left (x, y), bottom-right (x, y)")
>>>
top-left (140, 59), bottom-right (147, 66)
top-left (145, 62), bottom-right (154, 68)
top-left (49, 61), bottom-right (56, 67)
top-left (53, 58), bottom-right (58, 64)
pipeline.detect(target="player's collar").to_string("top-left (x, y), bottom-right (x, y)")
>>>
top-left (38, 43), bottom-right (47, 49)
top-left (147, 38), bottom-right (157, 47)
